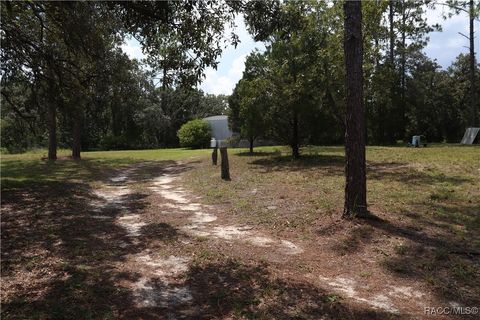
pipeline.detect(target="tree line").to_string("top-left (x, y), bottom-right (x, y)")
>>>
top-left (1, 1), bottom-right (237, 157)
top-left (1, 1), bottom-right (479, 218)
top-left (2, 1), bottom-right (478, 159)
top-left (230, 0), bottom-right (480, 157)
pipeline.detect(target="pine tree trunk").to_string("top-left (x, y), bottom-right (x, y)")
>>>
top-left (389, 1), bottom-right (395, 65)
top-left (343, 0), bottom-right (367, 218)
top-left (388, 0), bottom-right (396, 145)
top-left (220, 147), bottom-right (230, 180)
top-left (469, 0), bottom-right (477, 127)
top-left (47, 102), bottom-right (57, 160)
top-left (400, 0), bottom-right (407, 140)
top-left (72, 110), bottom-right (82, 159)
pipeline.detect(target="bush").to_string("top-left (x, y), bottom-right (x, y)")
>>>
top-left (177, 119), bottom-right (211, 149)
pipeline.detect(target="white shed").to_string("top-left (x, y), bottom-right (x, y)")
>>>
top-left (203, 115), bottom-right (233, 145)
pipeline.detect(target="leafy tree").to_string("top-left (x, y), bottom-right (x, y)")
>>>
top-left (1, 1), bottom-right (240, 158)
top-left (433, 0), bottom-right (480, 127)
top-left (243, 1), bottom-right (331, 158)
top-left (384, 0), bottom-right (440, 140)
top-left (1, 1), bottom-right (122, 159)
top-left (445, 53), bottom-right (480, 135)
top-left (229, 52), bottom-right (271, 153)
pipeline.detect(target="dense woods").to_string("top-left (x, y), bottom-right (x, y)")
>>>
top-left (1, 0), bottom-right (479, 158)
top-left (231, 0), bottom-right (480, 157)
top-left (1, 1), bottom-right (236, 157)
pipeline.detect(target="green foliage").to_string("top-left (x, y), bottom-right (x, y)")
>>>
top-left (229, 51), bottom-right (271, 151)
top-left (2, 0), bottom-right (479, 155)
top-left (239, 0), bottom-right (478, 148)
top-left (1, 1), bottom-right (239, 157)
top-left (177, 119), bottom-right (211, 149)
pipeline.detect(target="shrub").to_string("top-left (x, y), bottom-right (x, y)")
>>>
top-left (177, 119), bottom-right (211, 149)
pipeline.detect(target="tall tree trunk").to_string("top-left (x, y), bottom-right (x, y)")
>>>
top-left (160, 67), bottom-right (168, 147)
top-left (389, 0), bottom-right (395, 65)
top-left (47, 101), bottom-right (57, 160)
top-left (291, 109), bottom-right (300, 159)
top-left (46, 67), bottom-right (57, 160)
top-left (343, 0), bottom-right (367, 218)
top-left (72, 109), bottom-right (82, 159)
top-left (469, 0), bottom-right (477, 127)
top-left (373, 0), bottom-right (380, 69)
top-left (400, 0), bottom-right (407, 140)
top-left (249, 136), bottom-right (254, 154)
top-left (387, 0), bottom-right (396, 144)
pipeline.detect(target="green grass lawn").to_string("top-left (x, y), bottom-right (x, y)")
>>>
top-left (1, 148), bottom-right (210, 189)
top-left (186, 145), bottom-right (480, 238)
top-left (1, 144), bottom-right (479, 318)
top-left (2, 144), bottom-right (478, 241)
top-left (182, 144), bottom-right (480, 307)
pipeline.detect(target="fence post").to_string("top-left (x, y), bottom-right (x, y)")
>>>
top-left (212, 147), bottom-right (218, 165)
top-left (220, 147), bottom-right (230, 180)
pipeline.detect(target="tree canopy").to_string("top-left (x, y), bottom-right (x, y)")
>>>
top-left (230, 0), bottom-right (479, 156)
top-left (1, 0), bottom-right (478, 158)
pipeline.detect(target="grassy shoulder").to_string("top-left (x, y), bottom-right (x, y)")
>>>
top-left (1, 148), bottom-right (210, 190)
top-left (184, 144), bottom-right (480, 303)
top-left (186, 145), bottom-right (480, 235)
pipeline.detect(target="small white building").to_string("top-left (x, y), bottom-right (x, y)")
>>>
top-left (203, 115), bottom-right (233, 146)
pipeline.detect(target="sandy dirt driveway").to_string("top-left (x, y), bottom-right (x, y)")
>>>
top-left (91, 161), bottom-right (451, 319)
top-left (2, 160), bottom-right (467, 319)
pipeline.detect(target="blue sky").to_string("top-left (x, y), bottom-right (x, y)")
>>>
top-left (122, 6), bottom-right (479, 95)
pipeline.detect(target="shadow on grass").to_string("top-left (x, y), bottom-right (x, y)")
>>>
top-left (247, 154), bottom-right (345, 173)
top-left (1, 180), bottom-right (140, 318)
top-left (355, 210), bottom-right (480, 310)
top-left (179, 259), bottom-right (400, 319)
top-left (140, 223), bottom-right (180, 243)
top-left (245, 154), bottom-right (470, 185)
top-left (331, 225), bottom-right (375, 255)
top-left (367, 161), bottom-right (472, 185)
top-left (1, 157), bottom-right (143, 190)
top-left (235, 150), bottom-right (282, 157)
top-left (0, 160), bottom-right (198, 319)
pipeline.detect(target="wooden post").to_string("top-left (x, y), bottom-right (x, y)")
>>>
top-left (212, 147), bottom-right (218, 165)
top-left (220, 147), bottom-right (230, 180)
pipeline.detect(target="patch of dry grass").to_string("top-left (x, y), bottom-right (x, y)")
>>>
top-left (184, 145), bottom-right (480, 306)
top-left (2, 144), bottom-right (479, 318)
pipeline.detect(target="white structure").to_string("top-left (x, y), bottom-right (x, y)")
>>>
top-left (460, 127), bottom-right (480, 144)
top-left (203, 115), bottom-right (233, 146)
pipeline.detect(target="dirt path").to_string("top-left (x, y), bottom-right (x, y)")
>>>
top-left (91, 162), bottom-right (449, 319)
top-left (152, 166), bottom-right (304, 256)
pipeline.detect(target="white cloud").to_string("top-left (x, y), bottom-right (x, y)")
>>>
top-left (201, 68), bottom-right (234, 95)
top-left (423, 3), bottom-right (478, 68)
top-left (231, 54), bottom-right (247, 78)
top-left (200, 15), bottom-right (264, 95)
top-left (201, 54), bottom-right (247, 95)
top-left (121, 38), bottom-right (145, 61)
